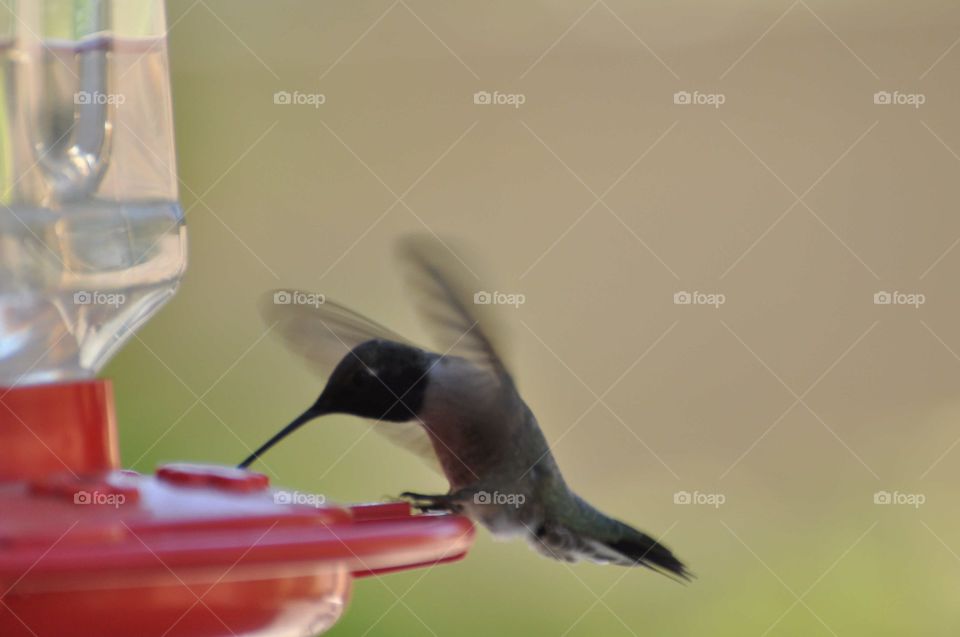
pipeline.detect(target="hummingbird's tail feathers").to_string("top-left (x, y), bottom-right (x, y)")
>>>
top-left (536, 496), bottom-right (691, 580)
top-left (590, 524), bottom-right (692, 581)
top-left (534, 522), bottom-right (691, 580)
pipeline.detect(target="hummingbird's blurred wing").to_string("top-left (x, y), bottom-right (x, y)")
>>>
top-left (259, 290), bottom-right (444, 473)
top-left (398, 235), bottom-right (515, 386)
top-left (365, 420), bottom-right (444, 474)
top-left (260, 290), bottom-right (417, 378)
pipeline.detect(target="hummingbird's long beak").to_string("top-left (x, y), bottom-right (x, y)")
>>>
top-left (237, 400), bottom-right (329, 469)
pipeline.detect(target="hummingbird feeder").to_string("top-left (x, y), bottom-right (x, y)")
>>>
top-left (0, 2), bottom-right (473, 635)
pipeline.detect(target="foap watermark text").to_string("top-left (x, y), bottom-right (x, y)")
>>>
top-left (274, 489), bottom-right (327, 507)
top-left (74, 490), bottom-right (126, 508)
top-left (274, 90), bottom-right (326, 108)
top-left (874, 290), bottom-right (925, 308)
top-left (673, 90), bottom-right (725, 108)
top-left (674, 490), bottom-right (726, 508)
top-left (873, 91), bottom-right (925, 108)
top-left (874, 490), bottom-right (925, 508)
top-left (674, 290), bottom-right (725, 308)
top-left (474, 290), bottom-right (525, 308)
top-left (473, 90), bottom-right (525, 109)
top-left (74, 290), bottom-right (125, 307)
top-left (474, 490), bottom-right (525, 508)
top-left (274, 290), bottom-right (325, 307)
top-left (74, 90), bottom-right (125, 106)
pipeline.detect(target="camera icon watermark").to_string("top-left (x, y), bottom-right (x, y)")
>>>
top-left (473, 90), bottom-right (526, 109)
top-left (273, 290), bottom-right (325, 307)
top-left (673, 290), bottom-right (725, 308)
top-left (873, 90), bottom-right (925, 108)
top-left (74, 490), bottom-right (127, 508)
top-left (73, 290), bottom-right (126, 308)
top-left (673, 90), bottom-right (725, 109)
top-left (273, 90), bottom-right (326, 108)
top-left (673, 490), bottom-right (725, 508)
top-left (873, 490), bottom-right (925, 508)
top-left (473, 290), bottom-right (526, 308)
top-left (474, 490), bottom-right (525, 508)
top-left (274, 489), bottom-right (326, 507)
top-left (873, 290), bottom-right (925, 308)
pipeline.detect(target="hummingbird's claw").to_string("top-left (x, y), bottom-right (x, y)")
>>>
top-left (398, 491), bottom-right (462, 513)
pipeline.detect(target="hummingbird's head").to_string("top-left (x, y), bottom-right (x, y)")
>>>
top-left (315, 339), bottom-right (431, 422)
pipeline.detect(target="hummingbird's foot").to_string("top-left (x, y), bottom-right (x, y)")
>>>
top-left (399, 491), bottom-right (463, 514)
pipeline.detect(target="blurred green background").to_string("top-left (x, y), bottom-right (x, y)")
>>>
top-left (107, 1), bottom-right (960, 634)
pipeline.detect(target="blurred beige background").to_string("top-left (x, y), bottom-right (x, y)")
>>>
top-left (108, 1), bottom-right (960, 634)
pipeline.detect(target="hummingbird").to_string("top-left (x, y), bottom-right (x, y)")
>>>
top-left (239, 237), bottom-right (690, 580)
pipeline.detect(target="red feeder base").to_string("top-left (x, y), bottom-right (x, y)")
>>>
top-left (0, 380), bottom-right (473, 636)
